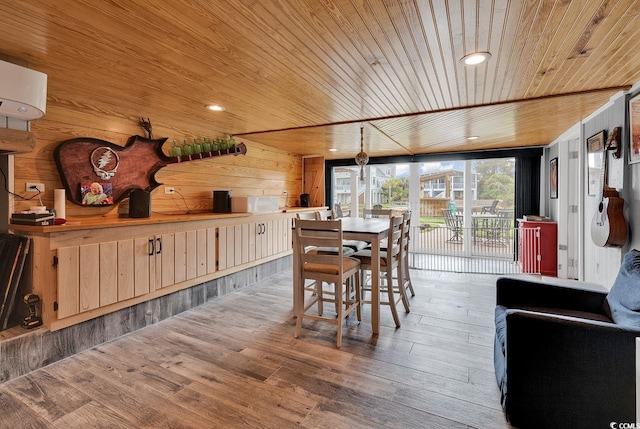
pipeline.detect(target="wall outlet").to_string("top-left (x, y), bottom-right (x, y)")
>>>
top-left (25, 182), bottom-right (45, 192)
top-left (164, 186), bottom-right (175, 194)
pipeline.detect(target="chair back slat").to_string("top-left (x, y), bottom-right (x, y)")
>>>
top-left (295, 219), bottom-right (345, 273)
top-left (296, 212), bottom-right (317, 220)
top-left (388, 216), bottom-right (403, 257)
top-left (363, 208), bottom-right (392, 219)
top-left (315, 209), bottom-right (335, 220)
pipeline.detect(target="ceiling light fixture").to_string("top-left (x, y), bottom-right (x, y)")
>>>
top-left (205, 104), bottom-right (225, 111)
top-left (460, 52), bottom-right (492, 66)
top-left (328, 148), bottom-right (337, 152)
top-left (467, 136), bottom-right (479, 140)
top-left (354, 124), bottom-right (369, 181)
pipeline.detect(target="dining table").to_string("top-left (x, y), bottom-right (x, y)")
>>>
top-left (292, 216), bottom-right (390, 335)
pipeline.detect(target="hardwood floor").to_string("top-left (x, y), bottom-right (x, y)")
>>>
top-left (0, 269), bottom-right (515, 428)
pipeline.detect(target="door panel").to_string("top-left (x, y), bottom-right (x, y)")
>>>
top-left (79, 243), bottom-right (100, 312)
top-left (100, 241), bottom-right (118, 305)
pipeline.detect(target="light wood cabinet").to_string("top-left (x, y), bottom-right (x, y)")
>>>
top-left (12, 211), bottom-right (295, 330)
top-left (218, 216), bottom-right (292, 271)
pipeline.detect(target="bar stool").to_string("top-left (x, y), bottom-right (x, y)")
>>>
top-left (400, 211), bottom-right (415, 298)
top-left (317, 209), bottom-right (368, 253)
top-left (293, 218), bottom-right (361, 347)
top-left (352, 215), bottom-right (409, 327)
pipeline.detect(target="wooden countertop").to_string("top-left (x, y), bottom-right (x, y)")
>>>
top-left (8, 206), bottom-right (327, 234)
top-left (8, 211), bottom-right (252, 233)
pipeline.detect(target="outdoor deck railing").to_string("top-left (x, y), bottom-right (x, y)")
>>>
top-left (409, 225), bottom-right (541, 275)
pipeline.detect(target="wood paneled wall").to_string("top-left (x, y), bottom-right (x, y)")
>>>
top-left (11, 111), bottom-right (303, 217)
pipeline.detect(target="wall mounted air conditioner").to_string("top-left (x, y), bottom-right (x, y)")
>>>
top-left (0, 59), bottom-right (47, 120)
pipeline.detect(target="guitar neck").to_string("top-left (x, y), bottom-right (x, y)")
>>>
top-left (164, 142), bottom-right (247, 164)
top-left (597, 127), bottom-right (620, 200)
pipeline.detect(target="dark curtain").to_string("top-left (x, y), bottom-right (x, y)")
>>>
top-left (514, 156), bottom-right (541, 220)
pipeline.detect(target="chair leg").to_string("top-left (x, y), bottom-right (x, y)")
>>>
top-left (386, 269), bottom-right (401, 328)
top-left (294, 290), bottom-right (303, 339)
top-left (396, 261), bottom-right (410, 313)
top-left (355, 272), bottom-right (362, 321)
top-left (335, 281), bottom-right (343, 348)
top-left (317, 281), bottom-right (323, 316)
top-left (403, 255), bottom-right (415, 297)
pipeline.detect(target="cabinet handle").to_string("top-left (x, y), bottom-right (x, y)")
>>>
top-left (261, 223), bottom-right (266, 234)
top-left (148, 238), bottom-right (155, 256)
top-left (156, 237), bottom-right (162, 254)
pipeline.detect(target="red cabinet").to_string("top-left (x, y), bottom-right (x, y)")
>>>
top-left (518, 220), bottom-right (557, 277)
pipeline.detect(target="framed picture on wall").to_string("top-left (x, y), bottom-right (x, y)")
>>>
top-left (587, 130), bottom-right (606, 196)
top-left (629, 93), bottom-right (640, 164)
top-left (550, 157), bottom-right (558, 199)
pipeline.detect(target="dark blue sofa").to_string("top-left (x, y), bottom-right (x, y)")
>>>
top-left (494, 250), bottom-right (640, 428)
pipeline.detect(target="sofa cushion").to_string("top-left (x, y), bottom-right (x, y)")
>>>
top-left (494, 305), bottom-right (508, 408)
top-left (494, 305), bottom-right (508, 355)
top-left (604, 249), bottom-right (640, 326)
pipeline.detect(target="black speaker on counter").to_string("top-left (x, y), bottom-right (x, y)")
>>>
top-left (300, 193), bottom-right (310, 207)
top-left (213, 190), bottom-right (232, 213)
top-left (129, 190), bottom-right (151, 218)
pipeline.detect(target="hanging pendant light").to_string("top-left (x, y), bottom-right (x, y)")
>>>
top-left (354, 124), bottom-right (369, 181)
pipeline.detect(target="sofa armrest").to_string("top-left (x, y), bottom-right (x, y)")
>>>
top-left (504, 310), bottom-right (638, 428)
top-left (496, 276), bottom-right (607, 314)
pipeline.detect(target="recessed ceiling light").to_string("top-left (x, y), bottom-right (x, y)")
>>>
top-left (205, 104), bottom-right (225, 111)
top-left (328, 148), bottom-right (337, 152)
top-left (460, 52), bottom-right (492, 66)
top-left (467, 136), bottom-right (479, 140)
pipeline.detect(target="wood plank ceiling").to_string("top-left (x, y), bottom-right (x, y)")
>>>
top-left (1, 1), bottom-right (638, 160)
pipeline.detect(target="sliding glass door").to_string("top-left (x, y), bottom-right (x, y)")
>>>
top-left (331, 157), bottom-right (518, 273)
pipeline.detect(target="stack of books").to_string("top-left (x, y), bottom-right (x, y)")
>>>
top-left (10, 212), bottom-right (55, 226)
top-left (522, 215), bottom-right (552, 222)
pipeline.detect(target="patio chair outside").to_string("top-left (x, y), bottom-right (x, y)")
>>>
top-left (441, 208), bottom-right (463, 242)
top-left (481, 200), bottom-right (500, 214)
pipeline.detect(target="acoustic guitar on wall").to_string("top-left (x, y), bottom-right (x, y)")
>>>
top-left (590, 127), bottom-right (627, 247)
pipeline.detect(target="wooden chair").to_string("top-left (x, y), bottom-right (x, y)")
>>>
top-left (399, 211), bottom-right (415, 299)
top-left (353, 215), bottom-right (409, 328)
top-left (318, 208), bottom-right (368, 253)
top-left (315, 209), bottom-right (335, 220)
top-left (296, 211), bottom-right (317, 220)
top-left (363, 208), bottom-right (392, 219)
top-left (293, 219), bottom-right (361, 347)
top-left (442, 208), bottom-right (463, 242)
top-left (334, 203), bottom-right (350, 218)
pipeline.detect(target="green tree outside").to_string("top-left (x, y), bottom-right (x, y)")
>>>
top-left (474, 159), bottom-right (515, 207)
top-left (381, 177), bottom-right (409, 204)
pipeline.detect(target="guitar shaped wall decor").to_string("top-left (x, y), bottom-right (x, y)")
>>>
top-left (590, 126), bottom-right (627, 247)
top-left (54, 135), bottom-right (247, 206)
